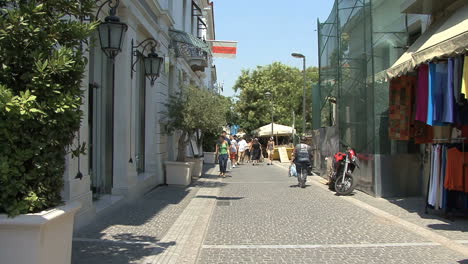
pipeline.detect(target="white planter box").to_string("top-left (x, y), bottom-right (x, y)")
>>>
top-left (0, 201), bottom-right (81, 264)
top-left (165, 161), bottom-right (193, 186)
top-left (203, 152), bottom-right (217, 164)
top-left (186, 157), bottom-right (204, 179)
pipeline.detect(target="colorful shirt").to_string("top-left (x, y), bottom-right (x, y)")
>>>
top-left (217, 141), bottom-right (228, 155)
top-left (415, 64), bottom-right (429, 122)
top-left (461, 55), bottom-right (468, 98)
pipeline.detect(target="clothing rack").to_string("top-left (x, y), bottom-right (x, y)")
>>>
top-left (425, 138), bottom-right (467, 219)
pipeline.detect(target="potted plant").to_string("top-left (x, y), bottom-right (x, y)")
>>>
top-left (164, 85), bottom-right (226, 185)
top-left (186, 130), bottom-right (204, 179)
top-left (202, 131), bottom-right (218, 164)
top-left (0, 1), bottom-right (96, 264)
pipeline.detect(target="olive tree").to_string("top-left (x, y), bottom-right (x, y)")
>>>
top-left (165, 86), bottom-right (226, 162)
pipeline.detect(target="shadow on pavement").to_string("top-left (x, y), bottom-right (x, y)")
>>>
top-left (72, 234), bottom-right (176, 264)
top-left (289, 184), bottom-right (312, 188)
top-left (72, 163), bottom-right (221, 263)
top-left (194, 195), bottom-right (244, 201)
top-left (379, 196), bottom-right (468, 232)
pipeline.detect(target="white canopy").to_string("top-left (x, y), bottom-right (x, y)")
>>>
top-left (253, 123), bottom-right (296, 137)
top-left (386, 5), bottom-right (468, 79)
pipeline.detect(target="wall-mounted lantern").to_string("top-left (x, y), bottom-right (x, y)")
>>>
top-left (131, 38), bottom-right (164, 86)
top-left (96, 0), bottom-right (128, 60)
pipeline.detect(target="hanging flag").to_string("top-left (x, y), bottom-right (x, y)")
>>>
top-left (209, 40), bottom-right (238, 59)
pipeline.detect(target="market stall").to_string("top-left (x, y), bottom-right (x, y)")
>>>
top-left (252, 123), bottom-right (296, 160)
top-left (385, 4), bottom-right (468, 217)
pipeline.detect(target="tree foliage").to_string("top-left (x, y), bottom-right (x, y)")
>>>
top-left (165, 86), bottom-right (227, 161)
top-left (233, 62), bottom-right (318, 133)
top-left (0, 0), bottom-right (97, 216)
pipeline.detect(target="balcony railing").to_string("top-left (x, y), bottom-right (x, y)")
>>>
top-left (169, 29), bottom-right (210, 72)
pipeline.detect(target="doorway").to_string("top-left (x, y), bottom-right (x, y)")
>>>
top-left (88, 42), bottom-right (114, 197)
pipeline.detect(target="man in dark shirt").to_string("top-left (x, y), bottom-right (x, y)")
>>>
top-left (291, 136), bottom-right (313, 188)
top-left (221, 131), bottom-right (231, 146)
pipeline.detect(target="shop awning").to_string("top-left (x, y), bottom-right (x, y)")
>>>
top-left (386, 5), bottom-right (468, 79)
top-left (253, 123), bottom-right (296, 137)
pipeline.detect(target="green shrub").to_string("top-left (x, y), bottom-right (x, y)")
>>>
top-left (202, 131), bottom-right (217, 153)
top-left (0, 0), bottom-right (97, 216)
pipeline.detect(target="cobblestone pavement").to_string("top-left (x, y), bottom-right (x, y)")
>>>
top-left (71, 166), bottom-right (221, 264)
top-left (197, 162), bottom-right (468, 264)
top-left (72, 162), bottom-right (468, 264)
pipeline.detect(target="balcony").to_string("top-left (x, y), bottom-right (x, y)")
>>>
top-left (401, 0), bottom-right (459, 14)
top-left (169, 29), bottom-right (210, 72)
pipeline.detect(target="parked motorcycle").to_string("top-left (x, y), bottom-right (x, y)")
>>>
top-left (328, 145), bottom-right (359, 195)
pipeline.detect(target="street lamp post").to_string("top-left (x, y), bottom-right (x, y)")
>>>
top-left (265, 91), bottom-right (273, 138)
top-left (291, 53), bottom-right (307, 135)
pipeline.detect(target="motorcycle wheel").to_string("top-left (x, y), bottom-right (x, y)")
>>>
top-left (334, 173), bottom-right (355, 195)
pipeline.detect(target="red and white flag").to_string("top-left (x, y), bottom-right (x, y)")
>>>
top-left (209, 40), bottom-right (238, 59)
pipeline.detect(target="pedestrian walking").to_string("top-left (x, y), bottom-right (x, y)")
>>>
top-left (237, 137), bottom-right (247, 164)
top-left (221, 130), bottom-right (231, 146)
top-left (250, 138), bottom-right (261, 166)
top-left (216, 135), bottom-right (230, 177)
top-left (245, 139), bottom-right (252, 163)
top-left (267, 137), bottom-right (275, 165)
top-left (230, 135), bottom-right (239, 167)
top-left (291, 136), bottom-right (313, 188)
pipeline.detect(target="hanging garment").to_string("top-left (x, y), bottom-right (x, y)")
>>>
top-left (389, 75), bottom-right (416, 140)
top-left (434, 145), bottom-right (442, 209)
top-left (444, 147), bottom-right (468, 192)
top-left (416, 64), bottom-right (429, 122)
top-left (433, 126), bottom-right (451, 141)
top-left (453, 56), bottom-right (464, 104)
top-left (427, 63), bottom-right (436, 126)
top-left (437, 145), bottom-right (447, 210)
top-left (461, 126), bottom-right (468, 143)
top-left (432, 63), bottom-right (450, 124)
top-left (414, 121), bottom-right (433, 144)
top-left (457, 103), bottom-right (468, 126)
top-left (443, 60), bottom-right (455, 123)
top-left (462, 55), bottom-right (468, 98)
top-left (428, 145), bottom-right (436, 206)
top-left (429, 145), bottom-right (441, 206)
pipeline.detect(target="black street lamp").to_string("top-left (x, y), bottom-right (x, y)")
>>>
top-left (96, 0), bottom-right (128, 60)
top-left (265, 91), bottom-right (273, 139)
top-left (291, 52), bottom-right (307, 134)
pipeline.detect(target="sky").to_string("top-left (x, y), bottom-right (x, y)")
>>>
top-left (213, 0), bottom-right (335, 97)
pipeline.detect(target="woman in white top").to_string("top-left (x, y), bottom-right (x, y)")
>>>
top-left (267, 137), bottom-right (275, 165)
top-left (237, 137), bottom-right (248, 164)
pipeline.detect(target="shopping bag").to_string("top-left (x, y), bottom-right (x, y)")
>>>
top-left (289, 164), bottom-right (297, 177)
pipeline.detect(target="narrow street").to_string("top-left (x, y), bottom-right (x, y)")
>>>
top-left (72, 163), bottom-right (468, 264)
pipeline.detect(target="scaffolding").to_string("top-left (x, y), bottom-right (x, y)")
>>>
top-left (316, 0), bottom-right (411, 193)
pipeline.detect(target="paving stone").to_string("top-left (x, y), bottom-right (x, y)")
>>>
top-left (71, 166), bottom-right (222, 264)
top-left (197, 247), bottom-right (466, 264)
top-left (197, 163), bottom-right (468, 263)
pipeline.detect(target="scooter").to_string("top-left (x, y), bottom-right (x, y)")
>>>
top-left (328, 145), bottom-right (359, 195)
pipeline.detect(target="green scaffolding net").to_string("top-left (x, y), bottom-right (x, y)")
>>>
top-left (317, 0), bottom-right (411, 155)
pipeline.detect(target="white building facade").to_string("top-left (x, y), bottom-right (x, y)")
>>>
top-left (62, 0), bottom-right (217, 228)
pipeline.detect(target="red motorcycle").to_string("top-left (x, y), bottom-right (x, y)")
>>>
top-left (328, 145), bottom-right (359, 195)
